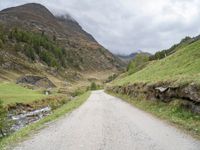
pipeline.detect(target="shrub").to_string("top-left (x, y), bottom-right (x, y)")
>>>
top-left (90, 82), bottom-right (97, 90)
top-left (14, 43), bottom-right (22, 52)
top-left (24, 45), bottom-right (35, 60)
top-left (72, 88), bottom-right (85, 97)
top-left (127, 53), bottom-right (149, 74)
top-left (0, 25), bottom-right (6, 43)
top-left (0, 100), bottom-right (12, 137)
top-left (40, 50), bottom-right (58, 67)
top-left (0, 39), bottom-right (3, 48)
top-left (106, 74), bottom-right (118, 83)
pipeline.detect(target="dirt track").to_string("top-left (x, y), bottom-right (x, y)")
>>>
top-left (13, 90), bottom-right (200, 150)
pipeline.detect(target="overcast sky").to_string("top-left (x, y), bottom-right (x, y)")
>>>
top-left (1, 0), bottom-right (200, 54)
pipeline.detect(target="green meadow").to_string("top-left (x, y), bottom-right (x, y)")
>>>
top-left (114, 40), bottom-right (200, 86)
top-left (0, 83), bottom-right (46, 105)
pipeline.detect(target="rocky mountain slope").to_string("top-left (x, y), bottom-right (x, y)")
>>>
top-left (0, 3), bottom-right (125, 82)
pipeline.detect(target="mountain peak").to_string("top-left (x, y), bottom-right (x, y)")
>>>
top-left (1, 3), bottom-right (54, 18)
top-left (2, 3), bottom-right (46, 11)
top-left (0, 3), bottom-right (125, 72)
top-left (19, 3), bottom-right (46, 8)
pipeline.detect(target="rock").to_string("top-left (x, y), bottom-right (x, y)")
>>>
top-left (44, 88), bottom-right (53, 95)
top-left (155, 87), bottom-right (168, 93)
top-left (180, 83), bottom-right (200, 103)
top-left (181, 101), bottom-right (200, 114)
top-left (16, 75), bottom-right (56, 88)
top-left (10, 106), bottom-right (52, 132)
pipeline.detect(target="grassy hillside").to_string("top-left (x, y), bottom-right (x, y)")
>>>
top-left (0, 83), bottom-right (46, 105)
top-left (114, 39), bottom-right (200, 86)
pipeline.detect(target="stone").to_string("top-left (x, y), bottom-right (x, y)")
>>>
top-left (16, 75), bottom-right (56, 88)
top-left (155, 87), bottom-right (168, 93)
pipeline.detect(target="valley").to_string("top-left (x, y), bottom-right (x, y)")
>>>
top-left (0, 2), bottom-right (200, 150)
top-left (0, 3), bottom-right (124, 147)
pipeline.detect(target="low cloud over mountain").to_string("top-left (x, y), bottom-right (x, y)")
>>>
top-left (1, 0), bottom-right (200, 54)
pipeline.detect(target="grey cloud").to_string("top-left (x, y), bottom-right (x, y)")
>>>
top-left (1, 0), bottom-right (200, 54)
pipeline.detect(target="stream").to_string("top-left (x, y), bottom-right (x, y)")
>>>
top-left (10, 106), bottom-right (52, 132)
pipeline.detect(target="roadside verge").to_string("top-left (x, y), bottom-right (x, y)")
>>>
top-left (0, 91), bottom-right (91, 150)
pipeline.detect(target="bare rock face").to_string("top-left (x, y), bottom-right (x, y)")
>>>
top-left (152, 83), bottom-right (200, 103)
top-left (180, 83), bottom-right (200, 102)
top-left (16, 75), bottom-right (56, 88)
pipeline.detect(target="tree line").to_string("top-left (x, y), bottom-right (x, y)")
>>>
top-left (8, 28), bottom-right (67, 68)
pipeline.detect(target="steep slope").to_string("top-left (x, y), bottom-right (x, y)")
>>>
top-left (149, 36), bottom-right (200, 60)
top-left (0, 3), bottom-right (125, 76)
top-left (107, 35), bottom-right (200, 124)
top-left (114, 39), bottom-right (200, 86)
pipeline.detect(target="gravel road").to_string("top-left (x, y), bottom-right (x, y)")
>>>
top-left (13, 90), bottom-right (200, 150)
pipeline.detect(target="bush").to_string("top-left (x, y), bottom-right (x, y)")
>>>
top-left (72, 88), bottom-right (85, 97)
top-left (14, 43), bottom-right (22, 52)
top-left (0, 39), bottom-right (3, 48)
top-left (0, 25), bottom-right (6, 43)
top-left (40, 50), bottom-right (58, 67)
top-left (24, 45), bottom-right (35, 60)
top-left (127, 53), bottom-right (149, 74)
top-left (0, 100), bottom-right (11, 137)
top-left (106, 74), bottom-right (118, 83)
top-left (90, 82), bottom-right (97, 90)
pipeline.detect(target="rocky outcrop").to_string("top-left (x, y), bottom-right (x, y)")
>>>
top-left (149, 82), bottom-right (200, 103)
top-left (16, 75), bottom-right (56, 88)
top-left (107, 82), bottom-right (200, 114)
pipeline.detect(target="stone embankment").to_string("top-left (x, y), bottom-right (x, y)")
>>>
top-left (107, 82), bottom-right (200, 114)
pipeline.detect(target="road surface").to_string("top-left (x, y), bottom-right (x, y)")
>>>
top-left (13, 90), bottom-right (200, 150)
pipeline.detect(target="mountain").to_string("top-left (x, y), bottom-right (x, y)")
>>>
top-left (0, 3), bottom-right (125, 82)
top-left (117, 51), bottom-right (151, 64)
